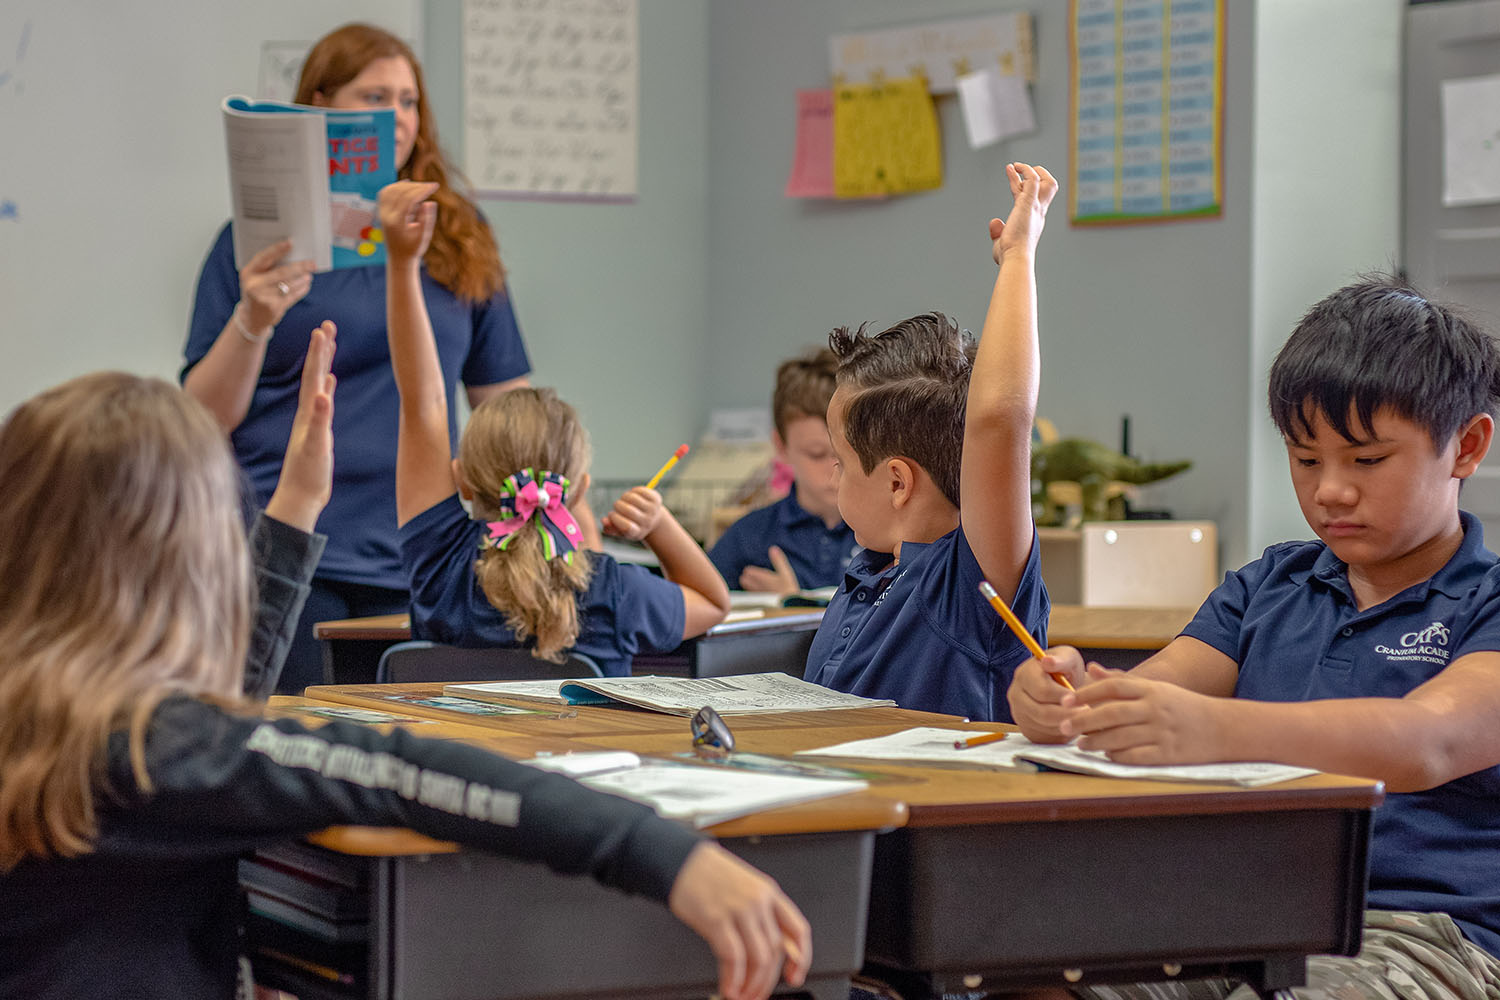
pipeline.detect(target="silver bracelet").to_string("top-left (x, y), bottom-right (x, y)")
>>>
top-left (233, 307), bottom-right (273, 345)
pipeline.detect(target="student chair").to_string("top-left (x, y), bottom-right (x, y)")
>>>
top-left (374, 641), bottom-right (604, 683)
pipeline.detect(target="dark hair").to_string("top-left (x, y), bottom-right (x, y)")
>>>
top-left (1269, 276), bottom-right (1500, 449)
top-left (772, 347), bottom-right (839, 438)
top-left (295, 23), bottom-right (504, 302)
top-left (828, 312), bottom-right (977, 507)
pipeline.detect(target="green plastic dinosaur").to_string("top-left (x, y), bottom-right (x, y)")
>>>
top-left (1031, 438), bottom-right (1191, 525)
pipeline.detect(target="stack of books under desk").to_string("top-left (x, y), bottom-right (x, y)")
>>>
top-left (240, 840), bottom-right (370, 998)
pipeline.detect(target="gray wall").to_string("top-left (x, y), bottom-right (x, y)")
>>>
top-left (705, 0), bottom-right (1258, 563)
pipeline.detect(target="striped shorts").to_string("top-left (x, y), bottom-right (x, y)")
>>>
top-left (1077, 911), bottom-right (1499, 1000)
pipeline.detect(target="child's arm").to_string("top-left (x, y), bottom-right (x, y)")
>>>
top-left (1008, 636), bottom-right (1239, 742)
top-left (264, 321), bottom-right (337, 532)
top-left (379, 180), bottom-right (453, 527)
top-left (960, 162), bottom-right (1058, 596)
top-left (1049, 645), bottom-right (1500, 793)
top-left (605, 487), bottom-right (732, 637)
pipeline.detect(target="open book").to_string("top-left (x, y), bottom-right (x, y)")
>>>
top-left (444, 672), bottom-right (897, 716)
top-left (798, 728), bottom-right (1320, 787)
top-left (525, 751), bottom-right (867, 827)
top-left (222, 96), bottom-right (396, 271)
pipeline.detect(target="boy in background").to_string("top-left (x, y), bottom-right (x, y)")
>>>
top-left (804, 162), bottom-right (1054, 721)
top-left (1011, 278), bottom-right (1500, 999)
top-left (709, 348), bottom-right (856, 595)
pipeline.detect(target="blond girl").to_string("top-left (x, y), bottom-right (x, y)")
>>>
top-left (381, 181), bottom-right (731, 671)
top-left (0, 328), bottom-right (808, 1000)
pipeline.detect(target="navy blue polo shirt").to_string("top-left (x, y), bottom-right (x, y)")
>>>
top-left (804, 526), bottom-right (1049, 721)
top-left (1186, 511), bottom-right (1500, 958)
top-left (708, 493), bottom-right (858, 589)
top-left (184, 222), bottom-right (531, 590)
top-left (399, 495), bottom-right (686, 676)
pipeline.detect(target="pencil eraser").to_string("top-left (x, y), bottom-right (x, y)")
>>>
top-left (674, 444), bottom-right (690, 458)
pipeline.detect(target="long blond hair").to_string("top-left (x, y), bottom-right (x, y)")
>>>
top-left (0, 375), bottom-right (252, 871)
top-left (294, 23), bottom-right (505, 302)
top-left (460, 388), bottom-right (593, 661)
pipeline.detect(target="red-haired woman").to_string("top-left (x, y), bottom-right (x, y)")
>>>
top-left (182, 24), bottom-right (531, 692)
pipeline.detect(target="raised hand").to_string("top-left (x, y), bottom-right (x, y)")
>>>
top-left (989, 161), bottom-right (1058, 265)
top-left (378, 181), bottom-right (439, 265)
top-left (265, 321), bottom-right (337, 531)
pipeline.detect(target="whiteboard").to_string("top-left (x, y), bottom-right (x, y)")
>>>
top-left (0, 0), bottom-right (419, 419)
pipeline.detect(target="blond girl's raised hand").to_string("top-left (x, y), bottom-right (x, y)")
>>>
top-left (378, 181), bottom-right (439, 265)
top-left (266, 321), bottom-right (337, 532)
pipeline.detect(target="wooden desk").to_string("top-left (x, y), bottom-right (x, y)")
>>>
top-left (689, 724), bottom-right (1382, 1000)
top-left (1047, 603), bottom-right (1197, 669)
top-left (276, 691), bottom-right (1382, 1000)
top-left (313, 606), bottom-right (827, 686)
top-left (253, 694), bottom-right (911, 1000)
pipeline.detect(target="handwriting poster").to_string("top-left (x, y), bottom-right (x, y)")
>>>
top-left (462, 0), bottom-right (637, 201)
top-left (1069, 0), bottom-right (1224, 226)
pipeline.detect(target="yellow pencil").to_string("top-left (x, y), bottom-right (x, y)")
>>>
top-left (645, 443), bottom-right (690, 490)
top-left (977, 580), bottom-right (1074, 691)
top-left (953, 730), bottom-right (1009, 750)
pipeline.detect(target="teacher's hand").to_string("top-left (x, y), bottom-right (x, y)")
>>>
top-left (239, 239), bottom-right (316, 334)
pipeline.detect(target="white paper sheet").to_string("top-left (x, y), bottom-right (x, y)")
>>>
top-left (1441, 73), bottom-right (1500, 207)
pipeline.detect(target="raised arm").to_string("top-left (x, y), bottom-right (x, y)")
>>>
top-left (183, 239), bottom-right (315, 431)
top-left (960, 162), bottom-right (1057, 596)
top-left (605, 487), bottom-right (732, 638)
top-left (380, 181), bottom-right (456, 526)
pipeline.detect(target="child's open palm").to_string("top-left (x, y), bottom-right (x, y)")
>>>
top-left (266, 321), bottom-right (337, 532)
top-left (990, 161), bottom-right (1057, 264)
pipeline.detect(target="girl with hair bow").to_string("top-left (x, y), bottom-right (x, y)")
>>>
top-left (381, 181), bottom-right (732, 676)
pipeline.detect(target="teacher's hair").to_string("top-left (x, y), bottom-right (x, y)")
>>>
top-left (296, 23), bottom-right (506, 303)
top-left (0, 375), bottom-right (251, 871)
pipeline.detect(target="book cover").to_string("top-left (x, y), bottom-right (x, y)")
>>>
top-left (222, 96), bottom-right (396, 271)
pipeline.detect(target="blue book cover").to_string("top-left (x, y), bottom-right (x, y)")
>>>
top-left (222, 96), bottom-right (397, 271)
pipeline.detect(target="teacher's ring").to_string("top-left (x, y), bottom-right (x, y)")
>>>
top-left (276, 281), bottom-right (291, 296)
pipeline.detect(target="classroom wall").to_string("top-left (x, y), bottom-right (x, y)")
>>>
top-left (1247, 0), bottom-right (1404, 556)
top-left (703, 0), bottom-right (1402, 571)
top-left (422, 0), bottom-right (711, 480)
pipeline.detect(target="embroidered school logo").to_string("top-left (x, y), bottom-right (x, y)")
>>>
top-left (1373, 621), bottom-right (1451, 666)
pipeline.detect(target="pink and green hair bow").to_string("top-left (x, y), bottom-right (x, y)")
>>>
top-left (481, 468), bottom-right (583, 563)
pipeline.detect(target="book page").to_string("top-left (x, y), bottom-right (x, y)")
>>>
top-left (445, 679), bottom-right (589, 704)
top-left (1012, 743), bottom-right (1319, 787)
top-left (222, 97), bottom-right (330, 270)
top-left (573, 759), bottom-right (867, 828)
top-left (561, 673), bottom-right (897, 716)
top-left (797, 727), bottom-right (1036, 771)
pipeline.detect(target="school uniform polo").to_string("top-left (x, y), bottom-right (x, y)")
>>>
top-left (1185, 510), bottom-right (1500, 958)
top-left (804, 526), bottom-right (1049, 721)
top-left (708, 492), bottom-right (859, 590)
top-left (400, 495), bottom-right (685, 676)
top-left (184, 222), bottom-right (532, 591)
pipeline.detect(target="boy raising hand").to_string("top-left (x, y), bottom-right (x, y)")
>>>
top-left (805, 163), bottom-right (1057, 721)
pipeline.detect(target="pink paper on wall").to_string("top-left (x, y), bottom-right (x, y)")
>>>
top-left (785, 89), bottom-right (835, 199)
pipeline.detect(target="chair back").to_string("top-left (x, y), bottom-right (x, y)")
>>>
top-left (375, 640), bottom-right (604, 683)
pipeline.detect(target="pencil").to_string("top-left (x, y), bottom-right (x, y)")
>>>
top-left (977, 580), bottom-right (1075, 691)
top-left (645, 443), bottom-right (690, 490)
top-left (953, 730), bottom-right (1009, 750)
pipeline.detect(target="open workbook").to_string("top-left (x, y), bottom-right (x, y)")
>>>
top-left (222, 96), bottom-right (396, 271)
top-left (524, 751), bottom-right (868, 827)
top-left (444, 672), bottom-right (897, 716)
top-left (797, 728), bottom-right (1320, 787)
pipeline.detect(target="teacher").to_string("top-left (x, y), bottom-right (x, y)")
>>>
top-left (183, 23), bottom-right (531, 693)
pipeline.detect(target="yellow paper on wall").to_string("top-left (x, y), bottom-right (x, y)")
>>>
top-left (833, 76), bottom-right (943, 198)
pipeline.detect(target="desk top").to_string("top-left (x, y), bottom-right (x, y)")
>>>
top-left (283, 689), bottom-right (1383, 855)
top-left (1047, 604), bottom-right (1195, 649)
